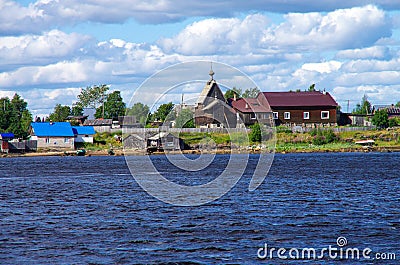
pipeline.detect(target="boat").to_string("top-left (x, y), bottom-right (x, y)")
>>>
top-left (354, 140), bottom-right (375, 145)
top-left (76, 149), bottom-right (86, 156)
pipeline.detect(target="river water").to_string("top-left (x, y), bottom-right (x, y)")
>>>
top-left (0, 153), bottom-right (399, 264)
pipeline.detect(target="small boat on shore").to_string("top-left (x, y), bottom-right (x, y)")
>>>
top-left (355, 140), bottom-right (375, 145)
top-left (76, 149), bottom-right (86, 156)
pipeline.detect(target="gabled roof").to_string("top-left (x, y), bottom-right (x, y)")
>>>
top-left (118, 116), bottom-right (137, 125)
top-left (148, 132), bottom-right (178, 140)
top-left (263, 91), bottom-right (338, 107)
top-left (231, 98), bottom-right (270, 113)
top-left (72, 126), bottom-right (95, 135)
top-left (83, 119), bottom-right (112, 126)
top-left (197, 79), bottom-right (225, 105)
top-left (374, 105), bottom-right (400, 115)
top-left (31, 122), bottom-right (74, 137)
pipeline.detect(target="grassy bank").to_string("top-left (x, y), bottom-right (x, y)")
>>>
top-left (178, 127), bottom-right (400, 153)
top-left (80, 127), bottom-right (400, 154)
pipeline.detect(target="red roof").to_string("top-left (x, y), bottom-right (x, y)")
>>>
top-left (262, 91), bottom-right (338, 107)
top-left (231, 98), bottom-right (270, 113)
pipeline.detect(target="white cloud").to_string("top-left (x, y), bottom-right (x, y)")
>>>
top-left (302, 61), bottom-right (342, 73)
top-left (0, 30), bottom-right (92, 70)
top-left (261, 5), bottom-right (391, 51)
top-left (159, 15), bottom-right (270, 55)
top-left (0, 4), bottom-right (399, 114)
top-left (1, 0), bottom-right (400, 35)
top-left (336, 46), bottom-right (390, 59)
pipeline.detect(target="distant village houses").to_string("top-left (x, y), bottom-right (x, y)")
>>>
top-left (29, 122), bottom-right (95, 150)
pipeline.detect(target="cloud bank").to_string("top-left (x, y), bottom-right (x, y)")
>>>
top-left (0, 1), bottom-right (399, 116)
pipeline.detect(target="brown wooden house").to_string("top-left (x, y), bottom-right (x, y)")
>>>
top-left (230, 97), bottom-right (271, 127)
top-left (259, 91), bottom-right (338, 127)
top-left (194, 70), bottom-right (237, 128)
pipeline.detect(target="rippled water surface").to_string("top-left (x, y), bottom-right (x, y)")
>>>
top-left (0, 153), bottom-right (399, 264)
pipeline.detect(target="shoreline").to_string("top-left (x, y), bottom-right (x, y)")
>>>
top-left (2, 145), bottom-right (400, 158)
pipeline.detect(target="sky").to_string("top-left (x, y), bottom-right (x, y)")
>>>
top-left (1, 0), bottom-right (400, 117)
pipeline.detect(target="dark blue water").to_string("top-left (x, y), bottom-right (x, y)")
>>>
top-left (0, 153), bottom-right (399, 264)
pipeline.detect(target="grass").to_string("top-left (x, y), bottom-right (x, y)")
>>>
top-left (87, 127), bottom-right (400, 153)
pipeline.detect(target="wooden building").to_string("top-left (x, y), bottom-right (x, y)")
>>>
top-left (194, 69), bottom-right (237, 128)
top-left (147, 132), bottom-right (183, 152)
top-left (373, 105), bottom-right (400, 119)
top-left (83, 119), bottom-right (113, 132)
top-left (123, 134), bottom-right (146, 150)
top-left (118, 116), bottom-right (143, 128)
top-left (30, 122), bottom-right (75, 150)
top-left (230, 97), bottom-right (271, 127)
top-left (260, 91), bottom-right (338, 127)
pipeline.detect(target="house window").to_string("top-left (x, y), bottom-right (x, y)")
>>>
top-left (284, 112), bottom-right (291, 120)
top-left (273, 112), bottom-right (279, 119)
top-left (45, 138), bottom-right (50, 144)
top-left (303, 112), bottom-right (310, 120)
top-left (321, 111), bottom-right (330, 119)
top-left (250, 113), bottom-right (256, 120)
top-left (64, 138), bottom-right (69, 143)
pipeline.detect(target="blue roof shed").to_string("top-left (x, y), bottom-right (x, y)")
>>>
top-left (72, 126), bottom-right (95, 135)
top-left (0, 133), bottom-right (15, 140)
top-left (31, 122), bottom-right (74, 137)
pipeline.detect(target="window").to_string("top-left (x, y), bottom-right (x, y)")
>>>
top-left (45, 138), bottom-right (50, 144)
top-left (303, 112), bottom-right (310, 120)
top-left (321, 111), bottom-right (329, 119)
top-left (273, 112), bottom-right (279, 119)
top-left (284, 112), bottom-right (291, 120)
top-left (250, 113), bottom-right (256, 120)
top-left (64, 138), bottom-right (69, 143)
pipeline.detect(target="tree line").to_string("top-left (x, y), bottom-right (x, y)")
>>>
top-left (46, 85), bottom-right (262, 129)
top-left (0, 94), bottom-right (32, 139)
top-left (352, 94), bottom-right (400, 128)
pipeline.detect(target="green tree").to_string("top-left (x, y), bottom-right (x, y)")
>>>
top-left (126, 102), bottom-right (150, 125)
top-left (95, 91), bottom-right (126, 119)
top-left (224, 87), bottom-right (242, 100)
top-left (249, 122), bottom-right (261, 143)
top-left (77, 84), bottom-right (109, 109)
top-left (372, 109), bottom-right (389, 128)
top-left (388, 118), bottom-right (399, 127)
top-left (48, 104), bottom-right (71, 122)
top-left (243, 87), bottom-right (261, 98)
top-left (71, 104), bottom-right (83, 116)
top-left (396, 101), bottom-right (400, 107)
top-left (0, 97), bottom-right (11, 131)
top-left (7, 94), bottom-right (32, 138)
top-left (175, 108), bottom-right (195, 128)
top-left (353, 95), bottom-right (372, 114)
top-left (153, 102), bottom-right (174, 122)
top-left (308, 84), bottom-right (316, 91)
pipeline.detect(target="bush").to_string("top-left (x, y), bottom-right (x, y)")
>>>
top-left (388, 118), bottom-right (400, 128)
top-left (276, 126), bottom-right (292, 133)
top-left (372, 109), bottom-right (389, 129)
top-left (311, 129), bottom-right (337, 145)
top-left (249, 123), bottom-right (261, 143)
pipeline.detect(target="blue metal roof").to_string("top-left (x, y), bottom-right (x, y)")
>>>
top-left (31, 122), bottom-right (74, 137)
top-left (72, 126), bottom-right (95, 135)
top-left (0, 133), bottom-right (14, 139)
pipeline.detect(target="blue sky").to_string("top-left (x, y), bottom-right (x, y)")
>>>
top-left (1, 1), bottom-right (400, 117)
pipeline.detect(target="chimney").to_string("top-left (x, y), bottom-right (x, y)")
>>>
top-left (245, 103), bottom-right (249, 109)
top-left (234, 93), bottom-right (237, 101)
